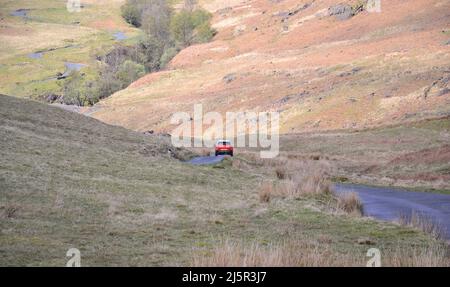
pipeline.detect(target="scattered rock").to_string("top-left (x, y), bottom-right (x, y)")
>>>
top-left (423, 74), bottom-right (450, 98)
top-left (278, 91), bottom-right (309, 104)
top-left (279, 95), bottom-right (293, 104)
top-left (357, 237), bottom-right (376, 245)
top-left (45, 94), bottom-right (61, 103)
top-left (217, 7), bottom-right (232, 16)
top-left (223, 73), bottom-right (237, 84)
top-left (274, 2), bottom-right (312, 20)
top-left (328, 4), bottom-right (354, 20)
top-left (233, 25), bottom-right (246, 36)
top-left (144, 130), bottom-right (155, 135)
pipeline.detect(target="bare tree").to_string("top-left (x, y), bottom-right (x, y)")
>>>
top-left (141, 0), bottom-right (172, 45)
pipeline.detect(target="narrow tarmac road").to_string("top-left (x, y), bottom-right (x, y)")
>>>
top-left (334, 183), bottom-right (450, 240)
top-left (188, 155), bottom-right (226, 165)
top-left (187, 157), bottom-right (450, 239)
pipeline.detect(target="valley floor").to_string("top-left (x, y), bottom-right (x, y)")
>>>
top-left (1, 95), bottom-right (448, 266)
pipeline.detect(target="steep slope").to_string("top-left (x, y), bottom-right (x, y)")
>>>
top-left (89, 0), bottom-right (450, 133)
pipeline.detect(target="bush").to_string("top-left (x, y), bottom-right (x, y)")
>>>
top-left (121, 1), bottom-right (142, 27)
top-left (137, 35), bottom-right (167, 71)
top-left (60, 71), bottom-right (99, 106)
top-left (170, 10), bottom-right (196, 47)
top-left (116, 60), bottom-right (146, 87)
top-left (170, 8), bottom-right (214, 46)
top-left (195, 21), bottom-right (216, 43)
top-left (191, 9), bottom-right (212, 27)
top-left (160, 46), bottom-right (179, 67)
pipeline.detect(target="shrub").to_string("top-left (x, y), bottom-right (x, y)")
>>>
top-left (191, 9), bottom-right (212, 27)
top-left (121, 1), bottom-right (142, 27)
top-left (160, 46), bottom-right (179, 68)
top-left (170, 10), bottom-right (196, 47)
top-left (116, 60), bottom-right (146, 87)
top-left (60, 71), bottom-right (99, 106)
top-left (195, 21), bottom-right (216, 43)
top-left (170, 8), bottom-right (214, 46)
top-left (137, 35), bottom-right (167, 71)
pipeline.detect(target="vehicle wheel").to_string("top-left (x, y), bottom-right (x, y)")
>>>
top-left (215, 152), bottom-right (218, 157)
top-left (230, 152), bottom-right (234, 157)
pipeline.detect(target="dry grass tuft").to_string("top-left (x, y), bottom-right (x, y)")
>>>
top-left (397, 211), bottom-right (444, 240)
top-left (192, 239), bottom-right (450, 267)
top-left (258, 159), bottom-right (365, 217)
top-left (258, 160), bottom-right (335, 206)
top-left (268, 160), bottom-right (333, 199)
top-left (275, 167), bottom-right (287, 180)
top-left (336, 192), bottom-right (364, 216)
top-left (1, 204), bottom-right (19, 219)
top-left (259, 182), bottom-right (273, 203)
top-left (387, 244), bottom-right (450, 267)
top-left (191, 240), bottom-right (359, 267)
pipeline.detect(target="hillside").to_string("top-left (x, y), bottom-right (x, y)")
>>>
top-left (89, 0), bottom-right (450, 133)
top-left (1, 94), bottom-right (446, 266)
top-left (0, 0), bottom-right (140, 99)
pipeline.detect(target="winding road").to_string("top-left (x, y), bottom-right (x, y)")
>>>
top-left (334, 183), bottom-right (450, 240)
top-left (187, 156), bottom-right (450, 240)
top-left (188, 155), bottom-right (227, 165)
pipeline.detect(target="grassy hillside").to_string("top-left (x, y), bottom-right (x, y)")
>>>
top-left (90, 0), bottom-right (450, 132)
top-left (277, 117), bottom-right (450, 192)
top-left (0, 0), bottom-right (141, 99)
top-left (0, 95), bottom-right (447, 266)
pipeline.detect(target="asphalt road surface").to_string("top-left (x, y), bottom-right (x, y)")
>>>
top-left (188, 155), bottom-right (227, 165)
top-left (334, 183), bottom-right (450, 240)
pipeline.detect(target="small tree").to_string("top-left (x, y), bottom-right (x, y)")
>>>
top-left (160, 46), bottom-right (179, 68)
top-left (137, 35), bottom-right (166, 71)
top-left (116, 60), bottom-right (146, 88)
top-left (61, 71), bottom-right (89, 106)
top-left (195, 21), bottom-right (215, 43)
top-left (121, 0), bottom-right (142, 27)
top-left (191, 9), bottom-right (212, 27)
top-left (170, 10), bottom-right (196, 47)
top-left (141, 0), bottom-right (172, 45)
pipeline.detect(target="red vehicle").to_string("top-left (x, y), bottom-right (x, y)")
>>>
top-left (215, 140), bottom-right (234, 157)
